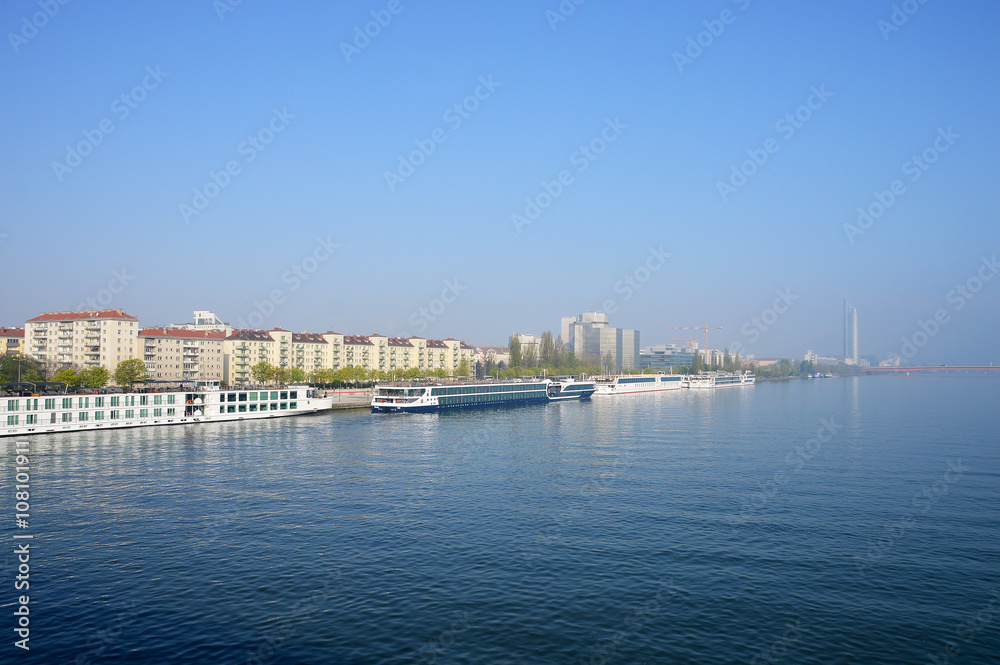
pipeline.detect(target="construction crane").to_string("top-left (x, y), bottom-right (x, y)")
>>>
top-left (664, 323), bottom-right (722, 354)
top-left (668, 336), bottom-right (699, 349)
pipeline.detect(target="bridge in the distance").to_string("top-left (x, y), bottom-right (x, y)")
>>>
top-left (864, 366), bottom-right (999, 373)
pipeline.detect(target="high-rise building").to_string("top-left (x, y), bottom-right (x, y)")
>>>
top-left (843, 299), bottom-right (859, 364)
top-left (560, 311), bottom-right (639, 370)
top-left (25, 309), bottom-right (139, 376)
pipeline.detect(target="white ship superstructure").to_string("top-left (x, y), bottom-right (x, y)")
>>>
top-left (1, 384), bottom-right (333, 437)
top-left (593, 373), bottom-right (685, 396)
top-left (685, 371), bottom-right (756, 389)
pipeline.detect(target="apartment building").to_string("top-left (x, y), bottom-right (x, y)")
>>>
top-left (1, 327), bottom-right (24, 355)
top-left (25, 310), bottom-right (139, 375)
top-left (139, 328), bottom-right (226, 382)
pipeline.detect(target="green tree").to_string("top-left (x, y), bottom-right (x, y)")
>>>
top-left (288, 367), bottom-right (305, 383)
top-left (53, 368), bottom-right (80, 387)
top-left (692, 352), bottom-right (703, 373)
top-left (113, 359), bottom-right (149, 389)
top-left (251, 361), bottom-right (272, 384)
top-left (522, 345), bottom-right (537, 369)
top-left (456, 358), bottom-right (470, 377)
top-left (0, 355), bottom-right (45, 383)
top-left (539, 331), bottom-right (556, 367)
top-left (271, 366), bottom-right (290, 386)
top-left (509, 335), bottom-right (522, 368)
top-left (78, 366), bottom-right (110, 388)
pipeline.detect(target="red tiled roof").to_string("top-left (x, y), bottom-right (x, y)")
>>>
top-left (0, 327), bottom-right (25, 338)
top-left (140, 328), bottom-right (226, 340)
top-left (27, 309), bottom-right (137, 322)
top-left (426, 340), bottom-right (448, 348)
top-left (343, 335), bottom-right (373, 346)
top-left (387, 337), bottom-right (413, 347)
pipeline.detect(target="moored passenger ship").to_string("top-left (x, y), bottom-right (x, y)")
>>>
top-left (371, 378), bottom-right (594, 413)
top-left (0, 384), bottom-right (334, 437)
top-left (593, 373), bottom-right (685, 396)
top-left (685, 371), bottom-right (756, 389)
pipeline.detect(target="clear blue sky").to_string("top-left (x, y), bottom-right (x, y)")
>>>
top-left (2, 0), bottom-right (998, 363)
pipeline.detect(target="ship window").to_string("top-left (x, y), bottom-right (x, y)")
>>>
top-left (110, 396), bottom-right (120, 407)
top-left (167, 408), bottom-right (176, 416)
top-left (227, 405), bottom-right (236, 413)
top-left (44, 399), bottom-right (55, 409)
top-left (249, 404), bottom-right (258, 412)
top-left (239, 393), bottom-right (248, 401)
top-left (6, 400), bottom-right (17, 411)
top-left (280, 391), bottom-right (288, 400)
top-left (139, 409), bottom-right (148, 418)
top-left (270, 403), bottom-right (279, 411)
top-left (238, 405), bottom-right (247, 412)
top-left (94, 397), bottom-right (104, 408)
top-left (62, 413), bottom-right (71, 422)
top-left (154, 408), bottom-right (162, 417)
top-left (139, 396), bottom-right (148, 406)
top-left (62, 398), bottom-right (72, 409)
top-left (26, 415), bottom-right (36, 425)
top-left (249, 392), bottom-right (258, 401)
top-left (271, 391), bottom-right (279, 400)
top-left (110, 411), bottom-right (118, 420)
top-left (290, 402), bottom-right (297, 409)
top-left (167, 395), bottom-right (176, 405)
top-left (94, 411), bottom-right (104, 421)
top-left (6, 415), bottom-right (16, 425)
top-left (290, 391), bottom-right (297, 399)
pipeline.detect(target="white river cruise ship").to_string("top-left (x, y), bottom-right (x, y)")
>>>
top-left (0, 384), bottom-right (334, 437)
top-left (685, 371), bottom-right (756, 389)
top-left (593, 373), bottom-right (686, 396)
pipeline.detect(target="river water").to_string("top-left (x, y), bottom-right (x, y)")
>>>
top-left (2, 375), bottom-right (998, 664)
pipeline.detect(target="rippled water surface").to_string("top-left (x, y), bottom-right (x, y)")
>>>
top-left (2, 376), bottom-right (998, 664)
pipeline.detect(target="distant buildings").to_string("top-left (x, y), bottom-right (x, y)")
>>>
top-left (0, 327), bottom-right (24, 356)
top-left (560, 311), bottom-right (639, 369)
top-left (844, 299), bottom-right (859, 364)
top-left (639, 344), bottom-right (695, 370)
top-left (14, 309), bottom-right (481, 386)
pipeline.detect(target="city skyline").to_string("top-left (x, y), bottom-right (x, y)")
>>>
top-left (1, 3), bottom-right (998, 364)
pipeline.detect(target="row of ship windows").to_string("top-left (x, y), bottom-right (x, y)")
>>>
top-left (221, 391), bottom-right (298, 402)
top-left (437, 391), bottom-right (546, 406)
top-left (7, 395), bottom-right (177, 411)
top-left (219, 403), bottom-right (296, 413)
top-left (430, 384), bottom-right (545, 396)
top-left (7, 408), bottom-right (177, 425)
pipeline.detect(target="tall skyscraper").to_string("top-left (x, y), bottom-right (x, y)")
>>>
top-left (844, 299), bottom-right (859, 364)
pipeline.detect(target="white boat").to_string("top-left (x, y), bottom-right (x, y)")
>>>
top-left (685, 371), bottom-right (756, 389)
top-left (593, 373), bottom-right (686, 396)
top-left (371, 378), bottom-right (594, 413)
top-left (0, 384), bottom-right (334, 437)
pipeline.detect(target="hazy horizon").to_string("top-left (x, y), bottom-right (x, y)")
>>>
top-left (3, 2), bottom-right (998, 363)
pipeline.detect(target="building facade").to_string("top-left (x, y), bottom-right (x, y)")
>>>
top-left (1, 327), bottom-right (24, 356)
top-left (25, 310), bottom-right (139, 376)
top-left (844, 299), bottom-right (859, 364)
top-left (140, 328), bottom-right (226, 382)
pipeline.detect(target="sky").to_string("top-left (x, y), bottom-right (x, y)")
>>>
top-left (1, 0), bottom-right (999, 364)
